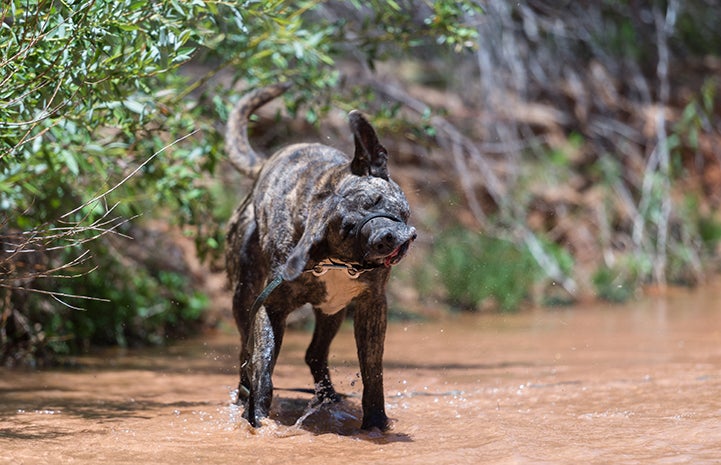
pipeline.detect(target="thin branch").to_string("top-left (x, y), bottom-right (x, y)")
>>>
top-left (0, 284), bottom-right (110, 302)
top-left (50, 293), bottom-right (89, 311)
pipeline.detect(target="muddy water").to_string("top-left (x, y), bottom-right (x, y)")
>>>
top-left (2, 283), bottom-right (721, 464)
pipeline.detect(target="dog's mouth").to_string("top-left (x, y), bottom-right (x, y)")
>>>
top-left (357, 216), bottom-right (416, 268)
top-left (383, 239), bottom-right (412, 267)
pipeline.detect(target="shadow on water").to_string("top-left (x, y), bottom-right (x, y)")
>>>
top-left (45, 340), bottom-right (242, 376)
top-left (0, 427), bottom-right (74, 441)
top-left (268, 395), bottom-right (413, 443)
top-left (0, 390), bottom-right (215, 422)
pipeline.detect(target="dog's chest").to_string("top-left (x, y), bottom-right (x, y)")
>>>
top-left (316, 271), bottom-right (368, 315)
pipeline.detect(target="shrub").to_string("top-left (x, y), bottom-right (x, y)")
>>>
top-left (433, 228), bottom-right (540, 311)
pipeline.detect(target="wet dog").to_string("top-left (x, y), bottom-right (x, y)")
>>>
top-left (224, 84), bottom-right (416, 431)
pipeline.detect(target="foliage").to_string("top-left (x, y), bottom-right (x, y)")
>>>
top-left (1, 0), bottom-right (229, 365)
top-left (0, 0), bottom-right (484, 365)
top-left (432, 228), bottom-right (540, 312)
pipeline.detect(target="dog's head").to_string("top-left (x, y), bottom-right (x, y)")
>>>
top-left (333, 174), bottom-right (416, 267)
top-left (281, 111), bottom-right (416, 280)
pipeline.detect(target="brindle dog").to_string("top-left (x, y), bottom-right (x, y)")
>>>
top-left (225, 83), bottom-right (416, 431)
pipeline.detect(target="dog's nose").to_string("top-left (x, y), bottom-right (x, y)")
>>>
top-left (371, 226), bottom-right (416, 255)
top-left (373, 231), bottom-right (397, 255)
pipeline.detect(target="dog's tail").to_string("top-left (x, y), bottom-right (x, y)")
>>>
top-left (225, 82), bottom-right (291, 178)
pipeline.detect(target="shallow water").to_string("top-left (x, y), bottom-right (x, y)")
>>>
top-left (2, 282), bottom-right (721, 464)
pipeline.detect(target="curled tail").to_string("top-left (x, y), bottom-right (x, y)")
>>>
top-left (225, 82), bottom-right (291, 178)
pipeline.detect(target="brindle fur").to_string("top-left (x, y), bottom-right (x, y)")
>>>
top-left (225, 84), bottom-right (416, 431)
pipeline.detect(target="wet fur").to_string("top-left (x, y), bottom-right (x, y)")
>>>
top-left (225, 84), bottom-right (415, 431)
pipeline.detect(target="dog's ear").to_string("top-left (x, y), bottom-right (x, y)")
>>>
top-left (281, 226), bottom-right (326, 281)
top-left (349, 110), bottom-right (389, 180)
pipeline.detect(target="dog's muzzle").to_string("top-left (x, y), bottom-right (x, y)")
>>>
top-left (352, 212), bottom-right (417, 267)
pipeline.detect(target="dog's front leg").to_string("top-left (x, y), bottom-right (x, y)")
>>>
top-left (353, 292), bottom-right (389, 431)
top-left (306, 308), bottom-right (345, 404)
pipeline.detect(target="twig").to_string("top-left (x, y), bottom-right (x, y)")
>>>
top-left (0, 284), bottom-right (110, 302)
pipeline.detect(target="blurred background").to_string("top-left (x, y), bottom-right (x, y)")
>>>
top-left (2, 0), bottom-right (720, 367)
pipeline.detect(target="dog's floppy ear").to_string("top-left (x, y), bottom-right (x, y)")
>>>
top-left (281, 226), bottom-right (326, 281)
top-left (349, 110), bottom-right (389, 180)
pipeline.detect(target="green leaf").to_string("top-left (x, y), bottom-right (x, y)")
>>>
top-left (123, 99), bottom-right (146, 115)
top-left (60, 150), bottom-right (80, 176)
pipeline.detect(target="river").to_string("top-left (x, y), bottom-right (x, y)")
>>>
top-left (2, 281), bottom-right (721, 464)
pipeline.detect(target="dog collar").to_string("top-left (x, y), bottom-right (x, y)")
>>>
top-left (249, 258), bottom-right (373, 317)
top-left (308, 258), bottom-right (367, 279)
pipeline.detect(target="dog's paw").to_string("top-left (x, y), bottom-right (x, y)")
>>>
top-left (361, 411), bottom-right (390, 432)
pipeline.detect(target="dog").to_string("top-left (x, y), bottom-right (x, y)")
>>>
top-left (224, 83), bottom-right (416, 431)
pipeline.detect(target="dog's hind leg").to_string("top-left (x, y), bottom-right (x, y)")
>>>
top-left (228, 213), bottom-right (268, 408)
top-left (305, 308), bottom-right (346, 405)
top-left (232, 282), bottom-right (255, 404)
top-left (246, 305), bottom-right (273, 426)
top-left (245, 302), bottom-right (287, 427)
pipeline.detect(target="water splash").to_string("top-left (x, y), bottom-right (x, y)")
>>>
top-left (292, 397), bottom-right (359, 431)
